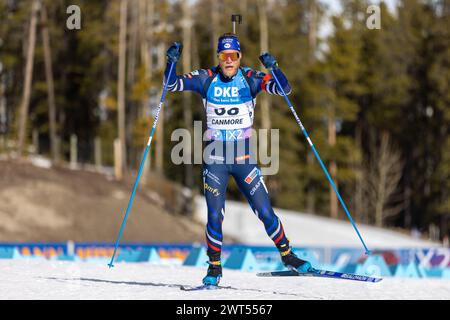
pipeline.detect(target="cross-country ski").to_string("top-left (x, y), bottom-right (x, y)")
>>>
top-left (256, 269), bottom-right (383, 283)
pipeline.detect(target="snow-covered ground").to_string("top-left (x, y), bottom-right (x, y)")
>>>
top-left (1, 197), bottom-right (445, 300)
top-left (194, 197), bottom-right (441, 249)
top-left (0, 260), bottom-right (448, 300)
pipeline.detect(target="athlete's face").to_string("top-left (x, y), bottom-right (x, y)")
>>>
top-left (218, 50), bottom-right (241, 78)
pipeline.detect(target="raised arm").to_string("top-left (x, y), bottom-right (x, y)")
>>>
top-left (255, 52), bottom-right (292, 96)
top-left (164, 42), bottom-right (208, 94)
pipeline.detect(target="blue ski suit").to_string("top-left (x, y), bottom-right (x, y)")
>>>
top-left (165, 62), bottom-right (293, 259)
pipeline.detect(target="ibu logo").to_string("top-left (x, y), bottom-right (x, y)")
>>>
top-left (214, 87), bottom-right (239, 98)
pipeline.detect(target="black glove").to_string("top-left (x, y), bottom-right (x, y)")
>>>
top-left (166, 42), bottom-right (183, 63)
top-left (259, 52), bottom-right (278, 69)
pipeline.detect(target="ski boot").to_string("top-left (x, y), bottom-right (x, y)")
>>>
top-left (202, 261), bottom-right (222, 286)
top-left (279, 245), bottom-right (312, 273)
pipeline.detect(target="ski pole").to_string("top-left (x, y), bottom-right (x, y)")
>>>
top-left (108, 62), bottom-right (176, 268)
top-left (269, 69), bottom-right (371, 255)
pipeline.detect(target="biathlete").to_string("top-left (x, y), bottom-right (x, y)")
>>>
top-left (164, 33), bottom-right (312, 286)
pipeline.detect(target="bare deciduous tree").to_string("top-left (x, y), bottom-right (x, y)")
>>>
top-left (117, 0), bottom-right (128, 177)
top-left (17, 0), bottom-right (39, 158)
top-left (363, 131), bottom-right (404, 227)
top-left (41, 2), bottom-right (59, 163)
top-left (139, 0), bottom-right (154, 184)
top-left (257, 0), bottom-right (272, 157)
top-left (182, 0), bottom-right (194, 215)
top-left (154, 13), bottom-right (167, 176)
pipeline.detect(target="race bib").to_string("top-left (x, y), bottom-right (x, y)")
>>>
top-left (206, 103), bottom-right (254, 130)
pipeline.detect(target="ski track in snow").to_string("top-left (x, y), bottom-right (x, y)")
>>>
top-left (1, 260), bottom-right (449, 300)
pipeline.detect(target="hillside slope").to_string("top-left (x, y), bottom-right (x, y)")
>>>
top-left (0, 159), bottom-right (204, 243)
